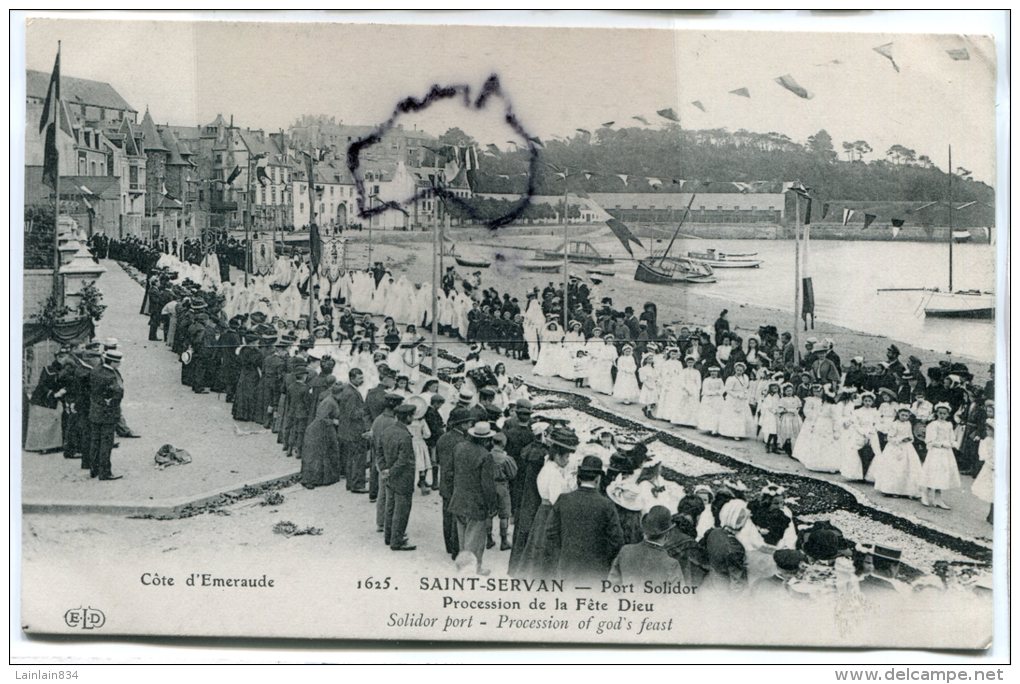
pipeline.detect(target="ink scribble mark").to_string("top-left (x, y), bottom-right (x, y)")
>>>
top-left (346, 75), bottom-right (538, 231)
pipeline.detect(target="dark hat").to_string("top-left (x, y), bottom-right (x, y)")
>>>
top-left (394, 403), bottom-right (416, 417)
top-left (479, 386), bottom-right (496, 399)
top-left (104, 350), bottom-right (123, 362)
top-left (908, 355), bottom-right (922, 366)
top-left (515, 399), bottom-right (533, 414)
top-left (887, 344), bottom-right (901, 356)
top-left (383, 392), bottom-right (405, 407)
top-left (577, 455), bottom-right (604, 477)
top-left (773, 549), bottom-right (807, 572)
top-left (447, 407), bottom-right (473, 427)
top-left (641, 506), bottom-right (675, 538)
top-left (547, 426), bottom-right (580, 451)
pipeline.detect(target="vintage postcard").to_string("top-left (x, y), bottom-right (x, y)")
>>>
top-left (17, 14), bottom-right (1001, 650)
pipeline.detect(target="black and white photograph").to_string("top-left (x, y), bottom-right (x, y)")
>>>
top-left (12, 11), bottom-right (1007, 660)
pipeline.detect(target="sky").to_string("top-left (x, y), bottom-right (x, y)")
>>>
top-left (21, 13), bottom-right (1000, 183)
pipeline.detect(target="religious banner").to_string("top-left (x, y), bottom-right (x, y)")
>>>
top-left (319, 235), bottom-right (347, 282)
top-left (251, 235), bottom-right (275, 276)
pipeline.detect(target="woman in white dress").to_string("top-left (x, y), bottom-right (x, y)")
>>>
top-left (652, 348), bottom-right (682, 422)
top-left (718, 361), bottom-right (752, 440)
top-left (533, 322), bottom-right (563, 377)
top-left (588, 334), bottom-right (618, 395)
top-left (776, 383), bottom-right (803, 455)
top-left (559, 321), bottom-right (585, 382)
top-left (671, 355), bottom-right (704, 428)
top-left (792, 384), bottom-right (822, 466)
top-left (697, 366), bottom-right (725, 434)
top-left (797, 386), bottom-right (842, 473)
top-left (921, 403), bottom-right (961, 509)
top-left (971, 420), bottom-right (994, 523)
top-left (612, 343), bottom-right (640, 404)
top-left (843, 392), bottom-right (880, 482)
top-left (870, 406), bottom-right (923, 498)
top-left (757, 381), bottom-right (781, 453)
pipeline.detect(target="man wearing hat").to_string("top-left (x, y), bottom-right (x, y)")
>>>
top-left (436, 407), bottom-right (472, 558)
top-left (607, 506), bottom-right (684, 586)
top-left (812, 340), bottom-right (840, 387)
top-left (365, 369), bottom-right (397, 501)
top-left (336, 368), bottom-right (371, 493)
top-left (282, 361), bottom-right (312, 458)
top-left (448, 421), bottom-right (499, 574)
top-left (423, 393), bottom-right (446, 492)
top-left (885, 344), bottom-right (905, 378)
top-left (88, 350), bottom-right (125, 480)
top-left (61, 344), bottom-right (99, 464)
top-left (372, 392), bottom-right (404, 531)
top-left (218, 317), bottom-right (243, 403)
top-left (546, 454), bottom-right (624, 582)
top-left (381, 403), bottom-right (418, 551)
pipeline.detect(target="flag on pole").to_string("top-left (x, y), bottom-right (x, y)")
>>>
top-left (254, 154), bottom-right (271, 187)
top-left (842, 208), bottom-right (854, 226)
top-left (39, 47), bottom-right (73, 189)
top-left (729, 87), bottom-right (751, 98)
top-left (631, 115), bottom-right (649, 125)
top-left (656, 108), bottom-right (680, 122)
top-left (873, 43), bottom-right (900, 72)
top-left (309, 222), bottom-right (322, 275)
top-left (606, 218), bottom-right (644, 256)
top-left (775, 74), bottom-right (813, 99)
top-left (946, 48), bottom-right (970, 61)
top-left (821, 202), bottom-right (831, 219)
top-left (226, 165), bottom-right (242, 185)
top-left (616, 174), bottom-right (629, 186)
top-left (691, 100), bottom-right (706, 112)
top-left (863, 213), bottom-right (877, 230)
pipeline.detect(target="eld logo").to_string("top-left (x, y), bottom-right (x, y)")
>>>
top-left (64, 607), bottom-right (106, 630)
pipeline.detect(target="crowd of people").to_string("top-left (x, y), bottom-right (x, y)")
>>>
top-left (25, 233), bottom-right (995, 596)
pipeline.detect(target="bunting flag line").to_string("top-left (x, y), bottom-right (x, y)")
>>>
top-left (606, 218), bottom-right (644, 256)
top-left (729, 87), bottom-right (751, 98)
top-left (841, 208), bottom-right (854, 226)
top-left (647, 177), bottom-right (662, 188)
top-left (873, 42), bottom-right (900, 72)
top-left (863, 213), bottom-right (877, 230)
top-left (946, 48), bottom-right (970, 61)
top-left (775, 74), bottom-right (813, 99)
top-left (616, 174), bottom-right (629, 186)
top-left (656, 108), bottom-right (680, 122)
top-left (691, 100), bottom-right (706, 112)
top-left (631, 115), bottom-right (650, 125)
top-left (601, 121), bottom-right (615, 127)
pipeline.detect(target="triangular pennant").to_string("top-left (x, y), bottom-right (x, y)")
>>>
top-left (632, 115), bottom-right (649, 125)
top-left (553, 172), bottom-right (566, 180)
top-left (891, 218), bottom-right (905, 227)
top-left (606, 218), bottom-right (644, 256)
top-left (729, 87), bottom-right (751, 98)
top-left (583, 172), bottom-right (592, 181)
top-left (656, 108), bottom-right (680, 122)
top-left (774, 74), bottom-right (813, 99)
top-left (873, 42), bottom-right (900, 72)
top-left (863, 213), bottom-right (877, 230)
top-left (842, 208), bottom-right (854, 226)
top-left (891, 225), bottom-right (901, 239)
top-left (647, 177), bottom-right (662, 188)
top-left (946, 48), bottom-right (970, 61)
top-left (691, 100), bottom-right (706, 112)
top-left (616, 174), bottom-right (629, 186)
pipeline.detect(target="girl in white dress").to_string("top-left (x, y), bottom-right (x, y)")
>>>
top-left (792, 385), bottom-right (822, 466)
top-left (671, 356), bottom-right (703, 428)
top-left (798, 387), bottom-right (842, 473)
top-left (776, 383), bottom-right (803, 455)
top-left (408, 398), bottom-right (433, 495)
top-left (757, 381), bottom-right (781, 453)
top-left (921, 403), bottom-right (961, 509)
top-left (719, 361), bottom-right (752, 440)
top-left (870, 406), bottom-right (923, 498)
top-left (971, 420), bottom-right (994, 523)
top-left (559, 321), bottom-right (585, 382)
top-left (588, 335), bottom-right (617, 395)
top-left (637, 355), bottom-right (658, 416)
top-left (612, 344), bottom-right (640, 404)
top-left (697, 366), bottom-right (725, 434)
top-left (533, 323), bottom-right (562, 377)
top-left (843, 392), bottom-right (881, 482)
top-left (652, 348), bottom-right (683, 422)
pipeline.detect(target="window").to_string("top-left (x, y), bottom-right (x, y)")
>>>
top-left (330, 186), bottom-right (334, 196)
top-left (129, 165), bottom-right (138, 184)
top-left (300, 202), bottom-right (304, 212)
top-left (699, 205), bottom-right (706, 210)
top-left (91, 161), bottom-right (97, 176)
top-left (99, 108), bottom-right (105, 121)
top-left (199, 189), bottom-right (204, 202)
top-left (717, 205), bottom-right (723, 210)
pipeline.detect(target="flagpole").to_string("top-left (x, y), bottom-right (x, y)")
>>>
top-left (430, 181), bottom-right (441, 376)
top-left (948, 145), bottom-right (954, 292)
top-left (308, 146), bottom-right (316, 328)
top-left (562, 170), bottom-right (569, 330)
top-left (793, 193), bottom-right (802, 360)
top-left (52, 41), bottom-right (62, 305)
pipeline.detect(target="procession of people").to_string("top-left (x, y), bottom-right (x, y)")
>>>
top-left (23, 231), bottom-right (996, 597)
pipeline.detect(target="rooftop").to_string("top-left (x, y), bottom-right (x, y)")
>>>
top-left (26, 69), bottom-right (136, 113)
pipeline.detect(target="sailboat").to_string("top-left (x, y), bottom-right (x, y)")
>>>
top-left (634, 194), bottom-right (717, 284)
top-left (923, 146), bottom-right (995, 320)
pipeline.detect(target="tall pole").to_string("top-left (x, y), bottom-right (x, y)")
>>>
top-left (367, 196), bottom-right (375, 267)
top-left (52, 41), bottom-right (62, 305)
top-left (948, 145), bottom-right (954, 292)
top-left (431, 183), bottom-right (441, 376)
top-left (793, 193), bottom-right (802, 359)
top-left (561, 171), bottom-right (569, 330)
top-left (308, 146), bottom-right (316, 327)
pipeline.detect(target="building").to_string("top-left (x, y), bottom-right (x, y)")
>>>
top-left (588, 190), bottom-right (787, 224)
top-left (26, 69), bottom-right (138, 125)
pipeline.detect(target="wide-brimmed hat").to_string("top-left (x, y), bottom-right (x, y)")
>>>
top-left (547, 426), bottom-right (580, 451)
top-left (104, 350), bottom-right (123, 362)
top-left (406, 395), bottom-right (428, 420)
top-left (934, 402), bottom-right (952, 413)
top-left (640, 506), bottom-right (675, 538)
top-left (447, 406), bottom-right (473, 427)
top-left (467, 421), bottom-right (495, 438)
top-left (458, 387), bottom-right (475, 402)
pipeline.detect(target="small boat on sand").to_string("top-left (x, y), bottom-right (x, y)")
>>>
top-left (685, 248), bottom-right (763, 269)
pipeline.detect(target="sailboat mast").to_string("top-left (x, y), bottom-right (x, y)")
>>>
top-left (948, 145), bottom-right (953, 292)
top-left (658, 193), bottom-right (697, 268)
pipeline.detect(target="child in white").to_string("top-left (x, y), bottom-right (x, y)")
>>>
top-left (870, 406), bottom-right (923, 498)
top-left (612, 344), bottom-right (640, 405)
top-left (757, 382), bottom-right (781, 453)
top-left (921, 403), bottom-right (961, 509)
